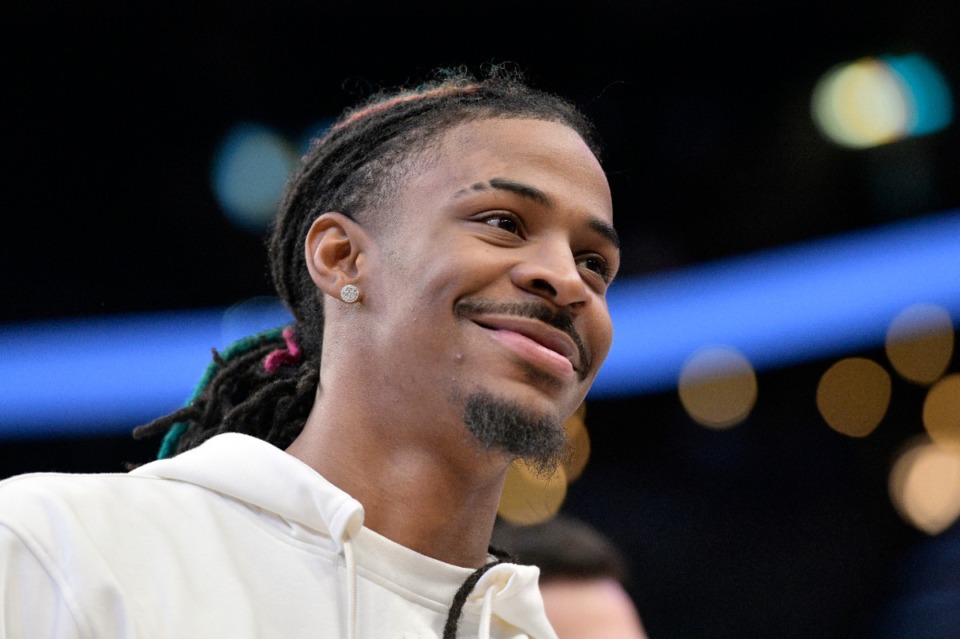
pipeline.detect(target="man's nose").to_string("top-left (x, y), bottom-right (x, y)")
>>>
top-left (511, 242), bottom-right (590, 310)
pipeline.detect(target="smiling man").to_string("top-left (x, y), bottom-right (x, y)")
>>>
top-left (0, 68), bottom-right (620, 639)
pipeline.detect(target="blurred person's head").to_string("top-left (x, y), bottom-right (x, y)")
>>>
top-left (493, 514), bottom-right (648, 639)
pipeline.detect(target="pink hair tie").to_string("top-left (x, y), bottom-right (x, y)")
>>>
top-left (263, 327), bottom-right (302, 373)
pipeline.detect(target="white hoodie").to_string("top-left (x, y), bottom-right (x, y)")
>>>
top-left (0, 433), bottom-right (558, 639)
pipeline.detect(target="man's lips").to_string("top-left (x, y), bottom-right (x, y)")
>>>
top-left (454, 299), bottom-right (592, 381)
top-left (471, 315), bottom-right (582, 377)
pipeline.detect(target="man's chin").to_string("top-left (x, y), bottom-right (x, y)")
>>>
top-left (461, 390), bottom-right (568, 477)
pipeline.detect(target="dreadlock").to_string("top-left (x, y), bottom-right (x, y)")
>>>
top-left (134, 63), bottom-right (600, 459)
top-left (134, 326), bottom-right (317, 457)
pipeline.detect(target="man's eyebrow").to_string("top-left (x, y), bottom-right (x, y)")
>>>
top-left (458, 178), bottom-right (552, 207)
top-left (589, 217), bottom-right (620, 250)
top-left (457, 178), bottom-right (619, 249)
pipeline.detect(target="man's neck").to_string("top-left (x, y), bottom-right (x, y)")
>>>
top-left (285, 397), bottom-right (510, 568)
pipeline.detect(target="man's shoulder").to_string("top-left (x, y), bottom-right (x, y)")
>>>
top-left (0, 470), bottom-right (144, 514)
top-left (0, 470), bottom-right (137, 500)
top-left (0, 468), bottom-right (207, 533)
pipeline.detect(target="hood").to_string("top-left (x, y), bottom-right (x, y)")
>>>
top-left (131, 432), bottom-right (364, 552)
top-left (131, 433), bottom-right (557, 639)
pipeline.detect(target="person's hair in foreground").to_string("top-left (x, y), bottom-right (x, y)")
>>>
top-left (493, 515), bottom-right (649, 639)
top-left (492, 514), bottom-right (629, 584)
top-left (134, 65), bottom-right (600, 462)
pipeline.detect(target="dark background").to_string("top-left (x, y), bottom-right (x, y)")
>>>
top-left (4, 2), bottom-right (960, 638)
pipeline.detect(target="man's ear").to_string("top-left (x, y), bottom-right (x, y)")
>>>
top-left (304, 212), bottom-right (368, 297)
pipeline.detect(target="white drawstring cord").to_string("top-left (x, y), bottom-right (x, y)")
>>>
top-left (478, 584), bottom-right (496, 639)
top-left (344, 537), bottom-right (358, 639)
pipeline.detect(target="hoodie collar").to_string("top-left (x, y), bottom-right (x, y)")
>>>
top-left (131, 433), bottom-right (558, 639)
top-left (131, 432), bottom-right (364, 551)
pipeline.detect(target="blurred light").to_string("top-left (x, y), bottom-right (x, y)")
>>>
top-left (812, 57), bottom-right (908, 148)
top-left (0, 310), bottom-right (233, 438)
top-left (678, 346), bottom-right (757, 429)
top-left (594, 208), bottom-right (960, 398)
top-left (563, 402), bottom-right (590, 482)
top-left (211, 123), bottom-right (298, 233)
top-left (922, 374), bottom-right (960, 452)
top-left (883, 53), bottom-right (954, 136)
top-left (497, 404), bottom-right (587, 525)
top-left (811, 53), bottom-right (953, 149)
top-left (816, 357), bottom-right (891, 437)
top-left (885, 303), bottom-right (955, 385)
top-left (4, 210), bottom-right (960, 437)
top-left (889, 436), bottom-right (960, 535)
top-left (497, 461), bottom-right (568, 526)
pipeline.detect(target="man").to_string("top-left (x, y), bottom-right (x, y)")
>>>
top-left (493, 515), bottom-right (649, 639)
top-left (0, 68), bottom-right (620, 638)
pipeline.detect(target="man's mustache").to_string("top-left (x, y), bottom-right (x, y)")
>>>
top-left (455, 299), bottom-right (591, 379)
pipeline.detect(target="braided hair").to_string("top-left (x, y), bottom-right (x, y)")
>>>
top-left (134, 65), bottom-right (601, 458)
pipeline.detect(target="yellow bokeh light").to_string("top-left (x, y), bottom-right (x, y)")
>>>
top-left (678, 346), bottom-right (757, 429)
top-left (811, 57), bottom-right (909, 148)
top-left (922, 374), bottom-right (960, 452)
top-left (816, 357), bottom-right (891, 437)
top-left (563, 403), bottom-right (591, 482)
top-left (885, 303), bottom-right (955, 385)
top-left (889, 436), bottom-right (960, 535)
top-left (498, 460), bottom-right (568, 526)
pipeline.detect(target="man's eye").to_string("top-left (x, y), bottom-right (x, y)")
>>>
top-left (578, 255), bottom-right (611, 282)
top-left (483, 214), bottom-right (521, 235)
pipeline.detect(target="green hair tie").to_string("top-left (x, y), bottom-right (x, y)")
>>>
top-left (157, 325), bottom-right (288, 459)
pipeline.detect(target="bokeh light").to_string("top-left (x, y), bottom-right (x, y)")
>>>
top-left (816, 357), bottom-right (891, 437)
top-left (498, 461), bottom-right (568, 526)
top-left (889, 436), bottom-right (960, 535)
top-left (883, 53), bottom-right (954, 136)
top-left (811, 53), bottom-right (953, 149)
top-left (885, 303), bottom-right (955, 385)
top-left (211, 123), bottom-right (298, 233)
top-left (922, 374), bottom-right (960, 452)
top-left (563, 402), bottom-right (590, 482)
top-left (812, 57), bottom-right (907, 148)
top-left (678, 346), bottom-right (757, 429)
top-left (497, 403), bottom-right (589, 525)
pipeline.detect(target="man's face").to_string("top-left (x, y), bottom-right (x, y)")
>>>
top-left (358, 117), bottom-right (618, 466)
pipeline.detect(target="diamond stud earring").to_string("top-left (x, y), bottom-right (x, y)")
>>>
top-left (339, 284), bottom-right (360, 304)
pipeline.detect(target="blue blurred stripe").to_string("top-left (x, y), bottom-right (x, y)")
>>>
top-left (2, 209), bottom-right (959, 438)
top-left (593, 209), bottom-right (960, 396)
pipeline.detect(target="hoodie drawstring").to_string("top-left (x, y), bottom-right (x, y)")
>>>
top-left (478, 584), bottom-right (496, 639)
top-left (442, 546), bottom-right (515, 639)
top-left (344, 537), bottom-right (358, 639)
